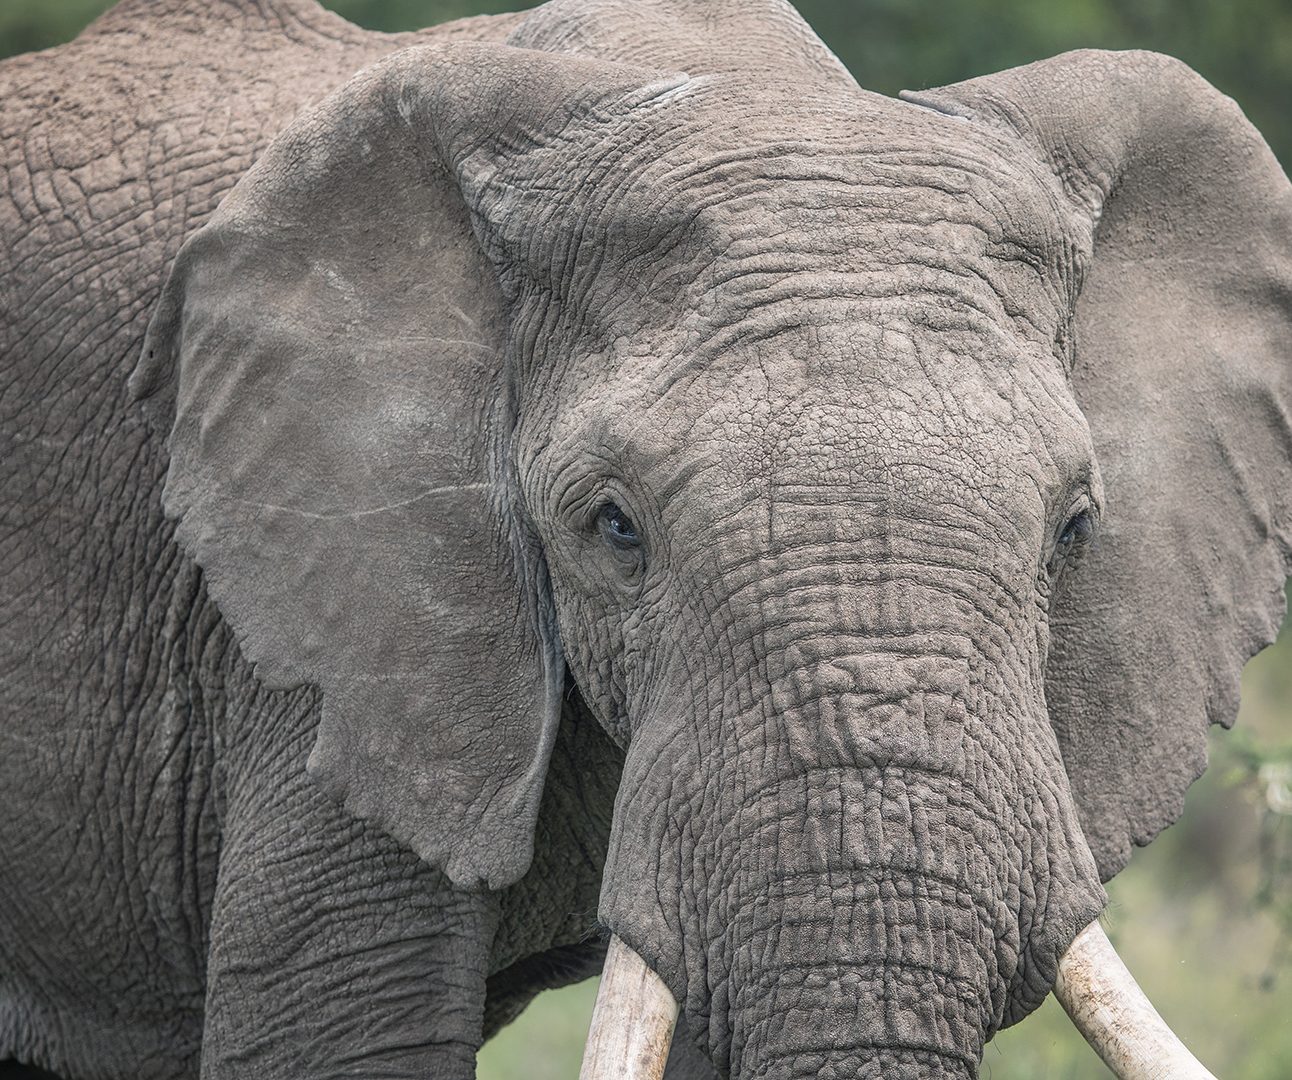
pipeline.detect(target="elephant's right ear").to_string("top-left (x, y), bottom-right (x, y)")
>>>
top-left (131, 44), bottom-right (663, 889)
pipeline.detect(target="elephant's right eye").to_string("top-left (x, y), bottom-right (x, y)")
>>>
top-left (596, 502), bottom-right (640, 549)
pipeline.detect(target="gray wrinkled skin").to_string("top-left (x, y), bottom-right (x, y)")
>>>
top-left (2, 1), bottom-right (1289, 1078)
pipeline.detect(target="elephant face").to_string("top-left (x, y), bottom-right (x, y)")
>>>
top-left (510, 87), bottom-right (1106, 1069)
top-left (132, 1), bottom-right (1292, 1076)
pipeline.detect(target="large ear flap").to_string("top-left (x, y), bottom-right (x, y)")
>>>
top-left (131, 44), bottom-right (669, 889)
top-left (905, 51), bottom-right (1292, 879)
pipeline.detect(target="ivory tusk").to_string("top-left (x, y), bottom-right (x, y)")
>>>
top-left (579, 934), bottom-right (680, 1080)
top-left (1055, 920), bottom-right (1218, 1080)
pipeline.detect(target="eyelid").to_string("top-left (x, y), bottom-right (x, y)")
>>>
top-left (1063, 488), bottom-right (1096, 526)
top-left (555, 475), bottom-right (624, 533)
top-left (587, 490), bottom-right (628, 531)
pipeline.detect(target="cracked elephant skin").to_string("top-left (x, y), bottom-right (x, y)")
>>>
top-left (1, 0), bottom-right (1289, 1078)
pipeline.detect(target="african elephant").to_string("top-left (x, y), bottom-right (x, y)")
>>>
top-left (2, 0), bottom-right (1289, 1077)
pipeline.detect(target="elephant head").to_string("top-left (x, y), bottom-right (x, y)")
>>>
top-left (131, 1), bottom-right (1292, 1076)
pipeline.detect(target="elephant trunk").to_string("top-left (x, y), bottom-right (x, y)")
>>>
top-left (592, 649), bottom-right (1085, 1076)
top-left (718, 867), bottom-right (992, 1079)
top-left (581, 509), bottom-right (1215, 1076)
top-left (589, 568), bottom-right (1111, 1076)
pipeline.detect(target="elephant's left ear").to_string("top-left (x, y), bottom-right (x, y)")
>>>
top-left (906, 51), bottom-right (1292, 880)
top-left (131, 43), bottom-right (666, 889)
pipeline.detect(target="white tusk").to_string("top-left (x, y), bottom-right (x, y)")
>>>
top-left (580, 934), bottom-right (680, 1080)
top-left (1055, 920), bottom-right (1218, 1080)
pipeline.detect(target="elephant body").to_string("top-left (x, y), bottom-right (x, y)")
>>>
top-left (0, 5), bottom-right (625, 1077)
top-left (1, 2), bottom-right (1289, 1078)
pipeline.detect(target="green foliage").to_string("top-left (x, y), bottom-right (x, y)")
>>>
top-left (477, 979), bottom-right (597, 1080)
top-left (4, 0), bottom-right (1289, 169)
top-left (325, 0), bottom-right (532, 28)
top-left (1222, 661), bottom-right (1292, 983)
top-left (0, 0), bottom-right (115, 57)
top-left (791, 0), bottom-right (1292, 170)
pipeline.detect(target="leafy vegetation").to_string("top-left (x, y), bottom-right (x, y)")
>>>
top-left (3, 2), bottom-right (1289, 1076)
top-left (5, 0), bottom-right (1290, 171)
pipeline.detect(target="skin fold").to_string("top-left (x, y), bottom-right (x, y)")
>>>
top-left (1, 1), bottom-right (1289, 1078)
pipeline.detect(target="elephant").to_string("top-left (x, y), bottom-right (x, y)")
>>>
top-left (1, 0), bottom-right (1289, 1077)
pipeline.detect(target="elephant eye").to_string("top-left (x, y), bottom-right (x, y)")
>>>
top-left (1058, 508), bottom-right (1095, 550)
top-left (597, 502), bottom-right (640, 549)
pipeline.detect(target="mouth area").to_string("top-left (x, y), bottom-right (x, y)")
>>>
top-left (582, 915), bottom-right (1221, 1080)
top-left (594, 750), bottom-right (1109, 1077)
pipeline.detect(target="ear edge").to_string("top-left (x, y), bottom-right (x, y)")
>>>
top-left (305, 614), bottom-right (567, 891)
top-left (912, 49), bottom-right (1292, 881)
top-left (135, 40), bottom-right (609, 890)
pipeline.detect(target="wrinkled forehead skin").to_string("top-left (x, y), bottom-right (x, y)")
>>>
top-left (503, 75), bottom-right (1097, 537)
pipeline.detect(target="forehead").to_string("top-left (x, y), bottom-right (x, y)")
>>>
top-left (604, 312), bottom-right (1086, 501)
top-left (557, 76), bottom-right (1081, 347)
top-left (534, 79), bottom-right (1091, 506)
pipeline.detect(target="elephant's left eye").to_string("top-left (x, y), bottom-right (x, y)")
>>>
top-left (597, 502), bottom-right (640, 549)
top-left (1047, 505), bottom-right (1096, 577)
top-left (1058, 509), bottom-right (1095, 549)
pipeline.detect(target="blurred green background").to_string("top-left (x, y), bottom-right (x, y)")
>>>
top-left (4, 2), bottom-right (1289, 1077)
